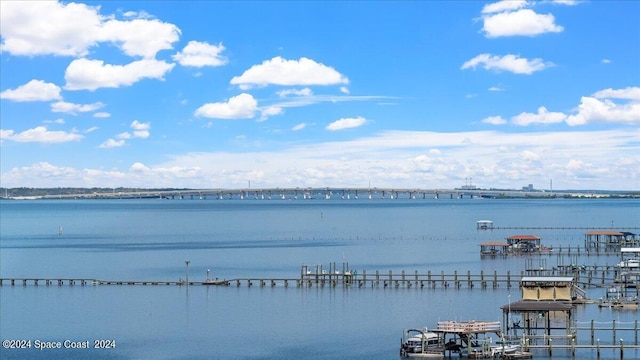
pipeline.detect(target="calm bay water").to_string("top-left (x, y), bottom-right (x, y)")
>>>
top-left (1, 198), bottom-right (639, 359)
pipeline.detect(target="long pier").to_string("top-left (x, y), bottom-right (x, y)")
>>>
top-left (2, 268), bottom-right (638, 291)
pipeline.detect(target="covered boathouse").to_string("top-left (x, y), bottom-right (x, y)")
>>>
top-left (479, 241), bottom-right (509, 257)
top-left (480, 235), bottom-right (550, 256)
top-left (506, 235), bottom-right (542, 254)
top-left (476, 220), bottom-right (494, 230)
top-left (501, 276), bottom-right (578, 345)
top-left (584, 230), bottom-right (639, 250)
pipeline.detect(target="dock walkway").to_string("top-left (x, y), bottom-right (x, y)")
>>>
top-left (2, 268), bottom-right (637, 291)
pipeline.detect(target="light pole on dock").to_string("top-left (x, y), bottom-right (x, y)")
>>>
top-left (185, 260), bottom-right (190, 285)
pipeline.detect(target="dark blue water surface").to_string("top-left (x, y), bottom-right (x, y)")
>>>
top-left (1, 198), bottom-right (638, 359)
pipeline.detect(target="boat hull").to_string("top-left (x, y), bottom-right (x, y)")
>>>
top-left (399, 349), bottom-right (444, 358)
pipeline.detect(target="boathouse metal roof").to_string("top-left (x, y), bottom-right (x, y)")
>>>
top-left (500, 300), bottom-right (573, 312)
top-left (585, 230), bottom-right (624, 236)
top-left (506, 235), bottom-right (541, 241)
top-left (520, 276), bottom-right (573, 283)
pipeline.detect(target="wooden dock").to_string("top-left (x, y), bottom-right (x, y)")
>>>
top-left (2, 259), bottom-right (638, 291)
top-left (2, 268), bottom-right (636, 290)
top-left (525, 343), bottom-right (639, 359)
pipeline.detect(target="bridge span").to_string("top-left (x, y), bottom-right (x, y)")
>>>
top-left (35, 187), bottom-right (588, 200)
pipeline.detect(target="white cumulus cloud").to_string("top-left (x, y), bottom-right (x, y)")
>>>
top-left (461, 54), bottom-right (551, 74)
top-left (194, 93), bottom-right (258, 119)
top-left (482, 8), bottom-right (564, 38)
top-left (565, 86), bottom-right (640, 126)
top-left (0, 80), bottom-right (62, 102)
top-left (173, 41), bottom-right (227, 67)
top-left (1, 126), bottom-right (83, 143)
top-left (487, 87), bottom-right (640, 127)
top-left (511, 106), bottom-right (567, 126)
top-left (98, 18), bottom-right (180, 59)
top-left (117, 132), bottom-right (132, 140)
top-left (230, 56), bottom-right (349, 90)
top-left (292, 123), bottom-right (307, 131)
top-left (277, 88), bottom-right (313, 97)
top-left (326, 116), bottom-right (367, 131)
top-left (131, 120), bottom-right (151, 138)
top-left (259, 106), bottom-right (284, 121)
top-left (99, 138), bottom-right (126, 148)
top-left (593, 86), bottom-right (640, 100)
top-left (482, 1), bottom-right (530, 14)
top-left (566, 97), bottom-right (640, 126)
top-left (51, 101), bottom-right (104, 115)
top-left (0, 1), bottom-right (102, 57)
top-left (482, 116), bottom-right (508, 125)
top-left (64, 58), bottom-right (175, 91)
top-left (0, 1), bottom-right (180, 58)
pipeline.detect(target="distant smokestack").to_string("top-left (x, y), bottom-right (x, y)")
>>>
top-left (550, 179), bottom-right (552, 192)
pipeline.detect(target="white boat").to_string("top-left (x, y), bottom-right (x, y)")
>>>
top-left (617, 258), bottom-right (640, 269)
top-left (458, 339), bottom-right (521, 358)
top-left (489, 342), bottom-right (521, 357)
top-left (399, 329), bottom-right (444, 358)
top-left (598, 298), bottom-right (639, 310)
top-left (598, 286), bottom-right (639, 309)
top-left (618, 248), bottom-right (640, 269)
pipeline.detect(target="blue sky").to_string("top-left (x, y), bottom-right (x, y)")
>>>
top-left (1, 0), bottom-right (639, 190)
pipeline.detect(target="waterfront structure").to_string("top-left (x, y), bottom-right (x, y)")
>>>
top-left (598, 286), bottom-right (639, 309)
top-left (506, 235), bottom-right (542, 254)
top-left (432, 321), bottom-right (505, 358)
top-left (520, 276), bottom-right (575, 302)
top-left (399, 328), bottom-right (444, 358)
top-left (476, 220), bottom-right (494, 230)
top-left (502, 277), bottom-right (578, 345)
top-left (584, 230), bottom-right (640, 250)
top-left (480, 235), bottom-right (552, 257)
top-left (479, 241), bottom-right (509, 257)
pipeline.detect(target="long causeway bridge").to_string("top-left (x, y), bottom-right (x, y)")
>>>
top-left (30, 187), bottom-right (624, 200)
